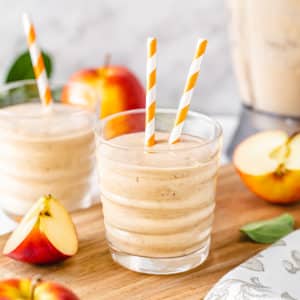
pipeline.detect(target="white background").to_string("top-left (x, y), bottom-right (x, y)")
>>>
top-left (0, 0), bottom-right (240, 115)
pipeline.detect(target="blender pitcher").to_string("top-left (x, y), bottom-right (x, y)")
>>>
top-left (227, 0), bottom-right (300, 156)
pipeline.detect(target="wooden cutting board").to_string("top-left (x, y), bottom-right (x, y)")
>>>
top-left (0, 164), bottom-right (299, 299)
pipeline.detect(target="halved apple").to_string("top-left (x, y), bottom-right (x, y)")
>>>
top-left (3, 195), bottom-right (78, 264)
top-left (0, 278), bottom-right (79, 299)
top-left (233, 130), bottom-right (300, 204)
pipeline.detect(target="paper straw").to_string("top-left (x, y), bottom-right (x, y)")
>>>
top-left (169, 39), bottom-right (208, 144)
top-left (22, 13), bottom-right (53, 108)
top-left (145, 37), bottom-right (157, 147)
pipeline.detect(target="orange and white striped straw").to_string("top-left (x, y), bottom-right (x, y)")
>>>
top-left (22, 13), bottom-right (53, 108)
top-left (169, 39), bottom-right (208, 144)
top-left (145, 37), bottom-right (157, 147)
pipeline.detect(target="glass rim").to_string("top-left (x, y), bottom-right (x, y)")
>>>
top-left (96, 108), bottom-right (223, 152)
top-left (0, 79), bottom-right (37, 92)
top-left (0, 79), bottom-right (96, 91)
top-left (0, 80), bottom-right (97, 119)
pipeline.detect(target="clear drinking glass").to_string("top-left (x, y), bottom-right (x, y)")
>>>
top-left (96, 108), bottom-right (222, 274)
top-left (0, 80), bottom-right (99, 216)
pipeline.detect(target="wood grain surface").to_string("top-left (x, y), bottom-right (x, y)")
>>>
top-left (0, 164), bottom-right (299, 299)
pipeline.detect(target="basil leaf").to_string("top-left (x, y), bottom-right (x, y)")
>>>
top-left (240, 213), bottom-right (294, 243)
top-left (5, 50), bottom-right (53, 83)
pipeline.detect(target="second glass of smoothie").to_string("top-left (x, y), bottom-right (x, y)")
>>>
top-left (0, 81), bottom-right (98, 216)
top-left (96, 108), bottom-right (222, 274)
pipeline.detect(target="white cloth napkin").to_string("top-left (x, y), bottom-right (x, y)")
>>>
top-left (205, 230), bottom-right (300, 300)
top-left (0, 210), bottom-right (17, 236)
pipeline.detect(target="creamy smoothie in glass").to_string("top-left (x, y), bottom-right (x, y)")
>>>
top-left (228, 0), bottom-right (300, 117)
top-left (0, 81), bottom-right (97, 216)
top-left (96, 108), bottom-right (222, 274)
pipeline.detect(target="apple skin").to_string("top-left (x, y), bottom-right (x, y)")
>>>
top-left (5, 225), bottom-right (70, 265)
top-left (3, 195), bottom-right (78, 265)
top-left (35, 281), bottom-right (79, 300)
top-left (61, 66), bottom-right (145, 118)
top-left (102, 108), bottom-right (146, 140)
top-left (0, 278), bottom-right (79, 300)
top-left (236, 169), bottom-right (300, 204)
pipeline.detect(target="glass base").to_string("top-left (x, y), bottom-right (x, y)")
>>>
top-left (110, 239), bottom-right (210, 275)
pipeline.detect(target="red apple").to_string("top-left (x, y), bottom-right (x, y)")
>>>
top-left (234, 130), bottom-right (300, 204)
top-left (3, 195), bottom-right (78, 264)
top-left (61, 65), bottom-right (145, 118)
top-left (0, 278), bottom-right (79, 299)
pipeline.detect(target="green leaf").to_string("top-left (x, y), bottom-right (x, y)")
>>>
top-left (5, 50), bottom-right (53, 83)
top-left (240, 213), bottom-right (295, 244)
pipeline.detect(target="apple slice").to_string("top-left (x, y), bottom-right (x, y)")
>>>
top-left (3, 195), bottom-right (78, 264)
top-left (233, 130), bottom-right (300, 204)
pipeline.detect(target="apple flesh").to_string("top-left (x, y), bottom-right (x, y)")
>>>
top-left (0, 278), bottom-right (79, 299)
top-left (3, 195), bottom-right (78, 264)
top-left (234, 130), bottom-right (300, 204)
top-left (61, 65), bottom-right (145, 118)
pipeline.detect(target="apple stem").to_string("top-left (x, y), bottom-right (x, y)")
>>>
top-left (30, 276), bottom-right (42, 299)
top-left (104, 53), bottom-right (111, 68)
top-left (289, 131), bottom-right (300, 141)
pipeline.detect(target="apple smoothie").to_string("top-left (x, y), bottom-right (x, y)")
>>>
top-left (228, 0), bottom-right (300, 116)
top-left (96, 109), bottom-right (222, 274)
top-left (0, 102), bottom-right (96, 216)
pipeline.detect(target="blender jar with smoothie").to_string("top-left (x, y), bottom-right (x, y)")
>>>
top-left (228, 0), bottom-right (300, 155)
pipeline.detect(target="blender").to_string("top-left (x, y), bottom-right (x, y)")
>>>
top-left (227, 0), bottom-right (300, 157)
